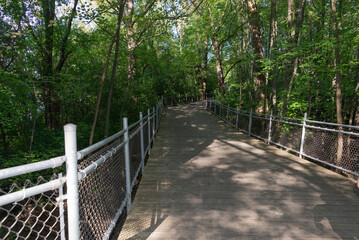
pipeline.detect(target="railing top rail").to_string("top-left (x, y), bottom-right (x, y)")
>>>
top-left (0, 176), bottom-right (67, 206)
top-left (78, 129), bottom-right (126, 160)
top-left (209, 99), bottom-right (359, 130)
top-left (0, 155), bottom-right (66, 180)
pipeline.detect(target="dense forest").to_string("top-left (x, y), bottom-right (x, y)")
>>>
top-left (0, 0), bottom-right (358, 169)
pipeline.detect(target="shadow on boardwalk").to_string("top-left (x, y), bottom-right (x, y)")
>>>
top-left (116, 102), bottom-right (359, 240)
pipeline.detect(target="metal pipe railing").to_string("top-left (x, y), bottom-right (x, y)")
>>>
top-left (207, 99), bottom-right (359, 178)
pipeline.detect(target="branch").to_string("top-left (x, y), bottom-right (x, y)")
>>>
top-left (135, 20), bottom-right (156, 43)
top-left (135, 31), bottom-right (167, 48)
top-left (224, 60), bottom-right (241, 80)
top-left (55, 0), bottom-right (79, 73)
top-left (217, 23), bottom-right (246, 49)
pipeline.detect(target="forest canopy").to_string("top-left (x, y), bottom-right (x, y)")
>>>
top-left (0, 0), bottom-right (358, 169)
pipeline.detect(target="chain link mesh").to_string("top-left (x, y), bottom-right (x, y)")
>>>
top-left (207, 100), bottom-right (359, 176)
top-left (143, 120), bottom-right (149, 154)
top-left (304, 123), bottom-right (359, 174)
top-left (237, 113), bottom-right (249, 132)
top-left (77, 137), bottom-right (126, 240)
top-left (271, 117), bottom-right (302, 152)
top-left (251, 115), bottom-right (270, 140)
top-left (0, 174), bottom-right (62, 240)
top-left (129, 127), bottom-right (142, 183)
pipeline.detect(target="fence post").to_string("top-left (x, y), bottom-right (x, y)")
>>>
top-left (123, 117), bottom-right (131, 213)
top-left (227, 103), bottom-right (229, 122)
top-left (58, 173), bottom-right (66, 240)
top-left (147, 109), bottom-right (151, 155)
top-left (268, 110), bottom-right (273, 144)
top-left (140, 112), bottom-right (145, 174)
top-left (64, 124), bottom-right (80, 240)
top-left (152, 107), bottom-right (156, 141)
top-left (249, 108), bottom-right (253, 136)
top-left (299, 113), bottom-right (307, 158)
top-left (236, 107), bottom-right (239, 130)
top-left (209, 100), bottom-right (212, 112)
top-left (157, 104), bottom-right (160, 131)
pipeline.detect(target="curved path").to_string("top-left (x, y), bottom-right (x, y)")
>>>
top-left (117, 101), bottom-right (359, 240)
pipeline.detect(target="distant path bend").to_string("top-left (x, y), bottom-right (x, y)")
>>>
top-left (117, 101), bottom-right (359, 240)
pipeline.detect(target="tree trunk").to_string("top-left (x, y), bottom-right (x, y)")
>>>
top-left (41, 0), bottom-right (56, 129)
top-left (202, 35), bottom-right (208, 99)
top-left (282, 0), bottom-right (306, 115)
top-left (104, 0), bottom-right (126, 139)
top-left (331, 0), bottom-right (343, 166)
top-left (127, 0), bottom-right (136, 82)
top-left (89, 3), bottom-right (124, 146)
top-left (212, 40), bottom-right (225, 95)
top-left (245, 0), bottom-right (266, 112)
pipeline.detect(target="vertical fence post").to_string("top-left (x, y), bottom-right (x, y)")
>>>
top-left (64, 124), bottom-right (80, 240)
top-left (139, 112), bottom-right (145, 174)
top-left (147, 109), bottom-right (151, 155)
top-left (226, 103), bottom-right (229, 122)
top-left (268, 110), bottom-right (273, 144)
top-left (249, 108), bottom-right (253, 136)
top-left (123, 117), bottom-right (131, 213)
top-left (209, 100), bottom-right (212, 112)
top-left (152, 107), bottom-right (156, 140)
top-left (157, 104), bottom-right (160, 131)
top-left (58, 173), bottom-right (66, 240)
top-left (236, 107), bottom-right (239, 130)
top-left (299, 113), bottom-right (307, 158)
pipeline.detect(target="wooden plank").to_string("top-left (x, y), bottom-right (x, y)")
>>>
top-left (116, 102), bottom-right (359, 240)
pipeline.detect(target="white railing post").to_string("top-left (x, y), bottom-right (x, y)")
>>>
top-left (64, 124), bottom-right (80, 240)
top-left (123, 117), bottom-right (131, 213)
top-left (268, 110), bottom-right (273, 144)
top-left (219, 104), bottom-right (222, 118)
top-left (139, 112), bottom-right (145, 174)
top-left (58, 173), bottom-right (66, 240)
top-left (227, 103), bottom-right (229, 122)
top-left (185, 94), bottom-right (188, 103)
top-left (157, 104), bottom-right (160, 131)
top-left (152, 107), bottom-right (155, 141)
top-left (299, 113), bottom-right (307, 158)
top-left (147, 109), bottom-right (151, 155)
top-left (249, 108), bottom-right (253, 136)
top-left (236, 107), bottom-right (239, 130)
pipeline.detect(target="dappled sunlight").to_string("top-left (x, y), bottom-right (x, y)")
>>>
top-left (117, 102), bottom-right (359, 240)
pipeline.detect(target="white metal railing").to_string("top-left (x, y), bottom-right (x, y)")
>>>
top-left (207, 99), bottom-right (359, 178)
top-left (0, 97), bottom-right (165, 240)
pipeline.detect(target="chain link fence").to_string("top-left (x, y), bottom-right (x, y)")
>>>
top-left (0, 97), bottom-right (164, 240)
top-left (207, 100), bottom-right (359, 178)
top-left (0, 174), bottom-right (64, 240)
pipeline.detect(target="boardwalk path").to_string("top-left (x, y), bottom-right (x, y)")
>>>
top-left (117, 102), bottom-right (359, 240)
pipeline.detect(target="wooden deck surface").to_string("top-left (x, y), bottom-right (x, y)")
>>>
top-left (117, 101), bottom-right (359, 240)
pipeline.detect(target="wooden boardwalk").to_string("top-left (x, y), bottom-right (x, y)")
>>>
top-left (117, 102), bottom-right (359, 240)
